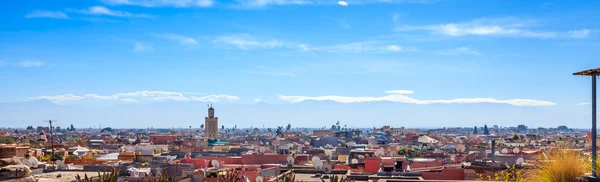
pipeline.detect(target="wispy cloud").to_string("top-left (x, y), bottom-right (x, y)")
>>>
top-left (19, 60), bottom-right (45, 67)
top-left (254, 98), bottom-right (262, 102)
top-left (28, 94), bottom-right (83, 103)
top-left (235, 0), bottom-right (433, 8)
top-left (26, 90), bottom-right (238, 104)
top-left (279, 90), bottom-right (556, 106)
top-left (213, 35), bottom-right (285, 50)
top-left (134, 42), bottom-right (153, 52)
top-left (102, 0), bottom-right (213, 7)
top-left (434, 47), bottom-right (482, 56)
top-left (153, 34), bottom-right (198, 45)
top-left (576, 102), bottom-right (591, 106)
top-left (395, 17), bottom-right (583, 39)
top-left (75, 6), bottom-right (154, 18)
top-left (568, 29), bottom-right (590, 39)
top-left (191, 94), bottom-right (239, 102)
top-left (303, 41), bottom-right (413, 53)
top-left (25, 10), bottom-right (69, 19)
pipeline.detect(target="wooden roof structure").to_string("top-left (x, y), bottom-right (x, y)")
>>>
top-left (573, 67), bottom-right (600, 76)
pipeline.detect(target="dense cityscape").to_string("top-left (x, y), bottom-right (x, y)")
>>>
top-left (0, 104), bottom-right (597, 181)
top-left (2, 0), bottom-right (600, 181)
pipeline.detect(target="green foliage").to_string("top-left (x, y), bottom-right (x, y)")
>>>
top-left (0, 136), bottom-right (15, 144)
top-left (75, 168), bottom-right (120, 182)
top-left (397, 148), bottom-right (419, 159)
top-left (286, 124), bottom-right (292, 131)
top-left (143, 165), bottom-right (180, 182)
top-left (51, 153), bottom-right (64, 161)
top-left (100, 127), bottom-right (113, 133)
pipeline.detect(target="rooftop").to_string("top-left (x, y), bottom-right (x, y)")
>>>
top-left (573, 67), bottom-right (600, 76)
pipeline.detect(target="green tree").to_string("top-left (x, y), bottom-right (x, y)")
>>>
top-left (200, 124), bottom-right (204, 130)
top-left (276, 126), bottom-right (283, 137)
top-left (286, 124), bottom-right (291, 131)
top-left (70, 124), bottom-right (75, 131)
top-left (222, 125), bottom-right (225, 130)
top-left (26, 126), bottom-right (34, 130)
top-left (100, 127), bottom-right (113, 133)
top-left (0, 136), bottom-right (15, 144)
top-left (473, 126), bottom-right (478, 135)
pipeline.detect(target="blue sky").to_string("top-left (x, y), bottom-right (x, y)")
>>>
top-left (1, 0), bottom-right (599, 129)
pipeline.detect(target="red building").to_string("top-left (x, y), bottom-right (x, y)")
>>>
top-left (149, 135), bottom-right (176, 145)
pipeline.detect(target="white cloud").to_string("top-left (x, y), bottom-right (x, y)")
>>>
top-left (153, 34), bottom-right (198, 45)
top-left (191, 94), bottom-right (239, 102)
top-left (254, 98), bottom-right (262, 102)
top-left (26, 91), bottom-right (238, 104)
top-left (568, 29), bottom-right (590, 39)
top-left (103, 0), bottom-right (213, 7)
top-left (19, 60), bottom-right (45, 67)
top-left (25, 10), bottom-right (69, 19)
top-left (576, 102), bottom-right (591, 106)
top-left (395, 17), bottom-right (564, 39)
top-left (27, 94), bottom-right (83, 103)
top-left (121, 98), bottom-right (138, 102)
top-left (279, 90), bottom-right (556, 107)
top-left (84, 94), bottom-right (118, 100)
top-left (235, 0), bottom-right (431, 7)
top-left (384, 90), bottom-right (414, 94)
top-left (213, 35), bottom-right (285, 50)
top-left (434, 47), bottom-right (482, 56)
top-left (304, 41), bottom-right (413, 53)
top-left (134, 42), bottom-right (153, 52)
top-left (76, 6), bottom-right (154, 18)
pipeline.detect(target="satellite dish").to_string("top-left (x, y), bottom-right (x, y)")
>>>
top-left (513, 147), bottom-right (520, 153)
top-left (501, 148), bottom-right (508, 154)
top-left (494, 151), bottom-right (500, 155)
top-left (305, 142), bottom-right (310, 145)
top-left (406, 165), bottom-right (411, 172)
top-left (322, 164), bottom-right (332, 173)
top-left (456, 144), bottom-right (466, 153)
top-left (211, 160), bottom-right (220, 168)
top-left (256, 176), bottom-right (263, 182)
top-left (312, 156), bottom-right (320, 163)
top-left (375, 148), bottom-right (385, 157)
top-left (358, 155), bottom-right (365, 160)
top-left (313, 159), bottom-right (323, 170)
top-left (28, 158), bottom-right (39, 168)
top-left (22, 158), bottom-right (33, 168)
top-left (351, 159), bottom-right (358, 164)
top-left (516, 157), bottom-right (524, 165)
top-left (246, 151), bottom-right (255, 155)
top-left (286, 155), bottom-right (295, 165)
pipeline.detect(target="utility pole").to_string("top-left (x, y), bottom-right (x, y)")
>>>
top-left (46, 119), bottom-right (55, 161)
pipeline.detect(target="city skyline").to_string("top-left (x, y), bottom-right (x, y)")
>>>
top-left (1, 0), bottom-right (599, 128)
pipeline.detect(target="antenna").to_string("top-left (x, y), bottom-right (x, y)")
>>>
top-left (43, 119), bottom-right (57, 162)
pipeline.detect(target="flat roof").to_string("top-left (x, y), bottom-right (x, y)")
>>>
top-left (573, 67), bottom-right (600, 76)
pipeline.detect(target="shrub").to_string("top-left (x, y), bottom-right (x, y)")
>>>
top-left (525, 149), bottom-right (587, 181)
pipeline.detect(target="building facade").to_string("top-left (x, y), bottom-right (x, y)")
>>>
top-left (205, 105), bottom-right (219, 139)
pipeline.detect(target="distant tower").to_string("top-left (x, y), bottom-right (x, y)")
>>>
top-left (205, 104), bottom-right (219, 139)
